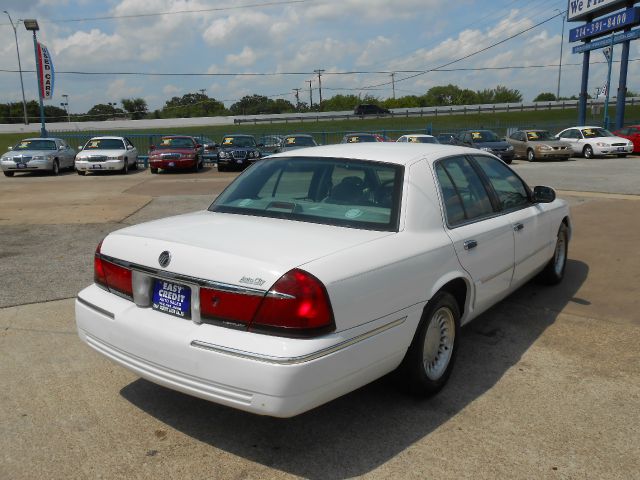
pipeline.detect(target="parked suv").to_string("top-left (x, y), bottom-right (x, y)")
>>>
top-left (454, 130), bottom-right (515, 164)
top-left (217, 134), bottom-right (262, 172)
top-left (354, 104), bottom-right (390, 116)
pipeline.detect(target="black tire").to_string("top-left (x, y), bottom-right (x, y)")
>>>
top-left (150, 167), bottom-right (158, 174)
top-left (617, 154), bottom-right (627, 158)
top-left (527, 149), bottom-right (535, 162)
top-left (537, 223), bottom-right (569, 285)
top-left (3, 171), bottom-right (14, 177)
top-left (193, 157), bottom-right (200, 172)
top-left (121, 160), bottom-right (128, 175)
top-left (132, 157), bottom-right (138, 170)
top-left (398, 291), bottom-right (460, 396)
top-left (583, 145), bottom-right (594, 159)
top-left (51, 160), bottom-right (59, 176)
top-left (503, 158), bottom-right (512, 165)
top-left (77, 170), bottom-right (86, 176)
top-left (217, 164), bottom-right (227, 172)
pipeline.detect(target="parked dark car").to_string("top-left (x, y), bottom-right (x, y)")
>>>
top-left (454, 130), bottom-right (515, 164)
top-left (436, 132), bottom-right (457, 144)
top-left (274, 134), bottom-right (318, 153)
top-left (197, 136), bottom-right (218, 159)
top-left (217, 134), bottom-right (263, 172)
top-left (340, 133), bottom-right (388, 143)
top-left (148, 136), bottom-right (203, 174)
top-left (354, 104), bottom-right (390, 116)
top-left (259, 135), bottom-right (284, 154)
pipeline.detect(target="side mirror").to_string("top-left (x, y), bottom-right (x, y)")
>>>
top-left (127, 145), bottom-right (134, 150)
top-left (7, 146), bottom-right (13, 151)
top-left (59, 145), bottom-right (65, 150)
top-left (532, 186), bottom-right (556, 203)
top-left (196, 144), bottom-right (202, 149)
top-left (77, 146), bottom-right (83, 151)
top-left (149, 145), bottom-right (155, 151)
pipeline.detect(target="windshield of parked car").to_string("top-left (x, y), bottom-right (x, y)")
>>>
top-left (470, 131), bottom-right (499, 142)
top-left (157, 137), bottom-right (195, 149)
top-left (210, 157), bottom-right (403, 231)
top-left (345, 135), bottom-right (377, 143)
top-left (84, 139), bottom-right (125, 150)
top-left (221, 136), bottom-right (256, 148)
top-left (283, 136), bottom-right (316, 147)
top-left (13, 139), bottom-right (56, 151)
top-left (526, 131), bottom-right (553, 141)
top-left (581, 128), bottom-right (613, 138)
top-left (407, 136), bottom-right (438, 144)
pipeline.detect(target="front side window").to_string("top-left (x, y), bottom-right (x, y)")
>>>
top-left (435, 156), bottom-right (495, 226)
top-left (581, 127), bottom-right (612, 138)
top-left (473, 156), bottom-right (530, 210)
top-left (210, 157), bottom-right (403, 231)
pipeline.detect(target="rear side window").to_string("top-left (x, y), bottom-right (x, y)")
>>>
top-left (210, 157), bottom-right (403, 231)
top-left (473, 156), bottom-right (530, 210)
top-left (435, 156), bottom-right (495, 226)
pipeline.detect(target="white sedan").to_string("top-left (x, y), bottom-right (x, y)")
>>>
top-left (75, 143), bottom-right (571, 417)
top-left (555, 126), bottom-right (633, 158)
top-left (75, 136), bottom-right (138, 175)
top-left (396, 134), bottom-right (439, 144)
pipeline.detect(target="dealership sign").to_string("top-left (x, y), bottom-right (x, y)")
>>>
top-left (568, 0), bottom-right (629, 22)
top-left (572, 28), bottom-right (640, 53)
top-left (37, 43), bottom-right (54, 100)
top-left (569, 8), bottom-right (640, 41)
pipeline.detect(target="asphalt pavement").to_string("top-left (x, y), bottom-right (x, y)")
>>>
top-left (1, 156), bottom-right (639, 479)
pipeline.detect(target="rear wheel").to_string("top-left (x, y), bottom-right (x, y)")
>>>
top-left (3, 171), bottom-right (14, 177)
top-left (51, 160), bottom-right (59, 176)
top-left (617, 154), bottom-right (627, 158)
top-left (527, 149), bottom-right (535, 162)
top-left (583, 145), bottom-right (594, 159)
top-left (399, 291), bottom-right (460, 396)
top-left (537, 223), bottom-right (569, 285)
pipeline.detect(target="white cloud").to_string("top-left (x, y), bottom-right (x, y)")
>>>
top-left (163, 84), bottom-right (182, 96)
top-left (225, 47), bottom-right (257, 67)
top-left (107, 79), bottom-right (143, 99)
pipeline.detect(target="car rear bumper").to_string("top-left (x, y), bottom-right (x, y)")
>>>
top-left (75, 284), bottom-right (410, 417)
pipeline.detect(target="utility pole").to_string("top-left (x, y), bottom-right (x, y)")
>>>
top-left (4, 11), bottom-right (29, 125)
top-left (390, 72), bottom-right (396, 99)
top-left (292, 88), bottom-right (301, 110)
top-left (307, 80), bottom-right (313, 109)
top-left (314, 69), bottom-right (325, 110)
top-left (555, 9), bottom-right (566, 100)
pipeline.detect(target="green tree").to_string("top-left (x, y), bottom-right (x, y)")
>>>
top-left (121, 98), bottom-right (148, 120)
top-left (229, 95), bottom-right (295, 115)
top-left (534, 92), bottom-right (557, 102)
top-left (493, 85), bottom-right (522, 103)
top-left (84, 103), bottom-right (125, 121)
top-left (162, 93), bottom-right (226, 118)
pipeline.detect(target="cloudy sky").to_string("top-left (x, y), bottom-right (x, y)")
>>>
top-left (1, 0), bottom-right (639, 115)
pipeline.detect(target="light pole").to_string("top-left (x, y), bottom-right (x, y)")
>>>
top-left (61, 94), bottom-right (70, 122)
top-left (4, 11), bottom-right (29, 125)
top-left (23, 19), bottom-right (46, 137)
top-left (555, 9), bottom-right (566, 100)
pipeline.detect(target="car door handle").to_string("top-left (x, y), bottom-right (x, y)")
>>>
top-left (463, 240), bottom-right (478, 250)
top-left (513, 223), bottom-right (524, 232)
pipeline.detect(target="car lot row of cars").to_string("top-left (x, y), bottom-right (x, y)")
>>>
top-left (2, 125), bottom-right (638, 177)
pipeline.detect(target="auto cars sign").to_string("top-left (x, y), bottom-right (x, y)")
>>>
top-left (37, 43), bottom-right (54, 100)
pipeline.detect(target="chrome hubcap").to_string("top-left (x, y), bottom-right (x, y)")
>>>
top-left (423, 307), bottom-right (455, 380)
top-left (554, 232), bottom-right (566, 276)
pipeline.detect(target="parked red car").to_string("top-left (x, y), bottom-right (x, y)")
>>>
top-left (148, 136), bottom-right (203, 173)
top-left (612, 125), bottom-right (640, 153)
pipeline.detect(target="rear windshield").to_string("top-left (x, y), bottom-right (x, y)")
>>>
top-left (14, 140), bottom-right (56, 151)
top-left (209, 157), bottom-right (403, 231)
top-left (84, 139), bottom-right (125, 150)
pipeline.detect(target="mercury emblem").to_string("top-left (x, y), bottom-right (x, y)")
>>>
top-left (158, 251), bottom-right (171, 268)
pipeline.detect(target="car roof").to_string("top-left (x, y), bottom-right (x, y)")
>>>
top-left (222, 134), bottom-right (254, 137)
top-left (400, 134), bottom-right (435, 137)
top-left (283, 133), bottom-right (313, 137)
top-left (161, 135), bottom-right (194, 139)
top-left (20, 138), bottom-right (62, 141)
top-left (87, 136), bottom-right (127, 140)
top-left (266, 143), bottom-right (480, 166)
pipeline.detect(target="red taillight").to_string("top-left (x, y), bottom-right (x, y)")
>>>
top-left (251, 269), bottom-right (334, 336)
top-left (200, 287), bottom-right (262, 325)
top-left (93, 240), bottom-right (133, 298)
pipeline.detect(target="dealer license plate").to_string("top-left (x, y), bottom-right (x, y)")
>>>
top-left (617, 147), bottom-right (626, 152)
top-left (152, 280), bottom-right (191, 319)
top-left (91, 164), bottom-right (102, 169)
top-left (17, 163), bottom-right (27, 169)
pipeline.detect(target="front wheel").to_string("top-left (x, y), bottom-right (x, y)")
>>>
top-left (583, 145), bottom-right (594, 159)
top-left (120, 160), bottom-right (128, 175)
top-left (150, 167), bottom-right (158, 174)
top-left (3, 171), bottom-right (14, 177)
top-left (398, 291), bottom-right (460, 396)
top-left (77, 170), bottom-right (86, 176)
top-left (537, 223), bottom-right (569, 285)
top-left (51, 160), bottom-right (59, 176)
top-left (527, 149), bottom-right (535, 162)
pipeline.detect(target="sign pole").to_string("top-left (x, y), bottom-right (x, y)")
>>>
top-left (578, 48), bottom-right (590, 125)
top-left (603, 35), bottom-right (615, 129)
top-left (31, 31), bottom-right (47, 137)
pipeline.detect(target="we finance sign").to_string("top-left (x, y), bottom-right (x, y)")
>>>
top-left (37, 43), bottom-right (54, 100)
top-left (568, 0), bottom-right (628, 22)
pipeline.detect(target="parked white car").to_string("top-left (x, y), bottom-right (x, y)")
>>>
top-left (396, 134), bottom-right (439, 144)
top-left (76, 143), bottom-right (571, 417)
top-left (555, 126), bottom-right (633, 158)
top-left (75, 136), bottom-right (138, 175)
top-left (1, 137), bottom-right (75, 177)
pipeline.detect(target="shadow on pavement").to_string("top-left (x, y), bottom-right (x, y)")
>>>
top-left (120, 259), bottom-right (588, 479)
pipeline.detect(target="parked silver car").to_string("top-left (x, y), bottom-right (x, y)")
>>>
top-left (1, 137), bottom-right (76, 177)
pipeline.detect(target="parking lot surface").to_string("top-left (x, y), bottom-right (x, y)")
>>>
top-left (1, 156), bottom-right (639, 479)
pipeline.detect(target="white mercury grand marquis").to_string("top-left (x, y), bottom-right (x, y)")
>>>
top-left (75, 143), bottom-right (571, 417)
